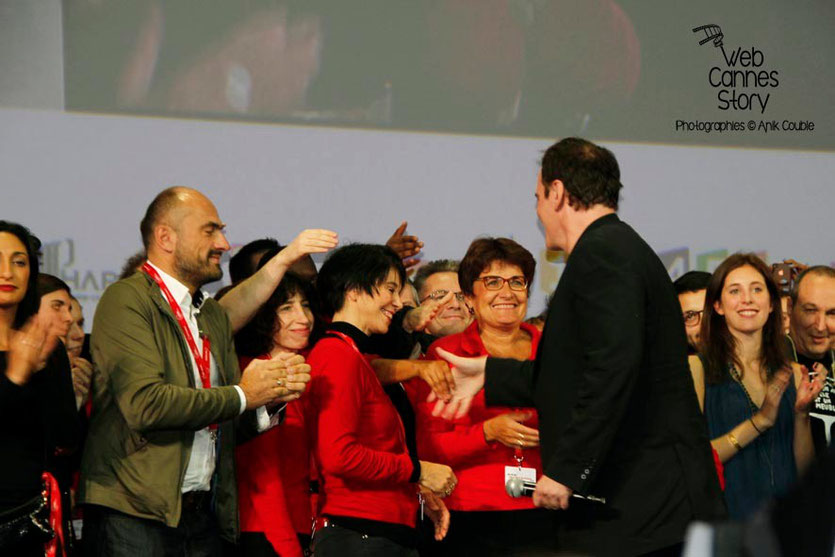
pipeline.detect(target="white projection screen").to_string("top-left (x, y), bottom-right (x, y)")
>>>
top-left (1, 0), bottom-right (834, 323)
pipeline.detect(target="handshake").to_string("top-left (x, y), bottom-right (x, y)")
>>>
top-left (238, 352), bottom-right (311, 409)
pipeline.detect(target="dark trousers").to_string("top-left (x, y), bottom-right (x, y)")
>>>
top-left (82, 503), bottom-right (222, 557)
top-left (312, 523), bottom-right (418, 557)
top-left (431, 508), bottom-right (560, 557)
top-left (230, 532), bottom-right (311, 556)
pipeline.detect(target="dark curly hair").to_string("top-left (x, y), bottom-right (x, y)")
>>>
top-left (458, 237), bottom-right (535, 297)
top-left (234, 272), bottom-right (317, 358)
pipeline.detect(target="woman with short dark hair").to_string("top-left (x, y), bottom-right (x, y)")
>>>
top-left (0, 221), bottom-right (81, 556)
top-left (689, 253), bottom-right (826, 519)
top-left (412, 237), bottom-right (555, 555)
top-left (305, 244), bottom-right (455, 556)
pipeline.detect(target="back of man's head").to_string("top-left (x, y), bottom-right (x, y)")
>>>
top-left (229, 238), bottom-right (281, 284)
top-left (540, 137), bottom-right (622, 211)
top-left (674, 271), bottom-right (712, 295)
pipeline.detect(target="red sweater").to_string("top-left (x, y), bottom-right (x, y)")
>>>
top-left (304, 330), bottom-right (419, 528)
top-left (236, 355), bottom-right (311, 557)
top-left (407, 321), bottom-right (542, 511)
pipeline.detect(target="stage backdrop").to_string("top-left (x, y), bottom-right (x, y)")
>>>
top-left (2, 107), bottom-right (833, 323)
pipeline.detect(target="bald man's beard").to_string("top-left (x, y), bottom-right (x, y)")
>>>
top-left (174, 248), bottom-right (224, 288)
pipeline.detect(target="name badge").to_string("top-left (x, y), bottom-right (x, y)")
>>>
top-left (505, 465), bottom-right (536, 485)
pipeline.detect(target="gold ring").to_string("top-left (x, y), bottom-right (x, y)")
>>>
top-left (277, 379), bottom-right (284, 387)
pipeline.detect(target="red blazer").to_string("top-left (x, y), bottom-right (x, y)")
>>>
top-left (236, 355), bottom-right (312, 557)
top-left (304, 333), bottom-right (419, 528)
top-left (407, 321), bottom-right (542, 511)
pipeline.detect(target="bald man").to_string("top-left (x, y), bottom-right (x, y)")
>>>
top-left (79, 188), bottom-right (332, 556)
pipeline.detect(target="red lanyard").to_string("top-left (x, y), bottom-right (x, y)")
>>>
top-left (143, 263), bottom-right (215, 429)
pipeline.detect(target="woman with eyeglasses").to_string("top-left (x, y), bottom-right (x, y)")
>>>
top-left (689, 253), bottom-right (826, 520)
top-left (411, 237), bottom-right (555, 555)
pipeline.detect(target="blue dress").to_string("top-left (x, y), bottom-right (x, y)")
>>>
top-left (704, 372), bottom-right (797, 520)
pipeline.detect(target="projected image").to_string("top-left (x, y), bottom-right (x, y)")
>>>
top-left (62, 0), bottom-right (833, 149)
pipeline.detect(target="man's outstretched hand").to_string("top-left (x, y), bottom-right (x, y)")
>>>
top-left (428, 348), bottom-right (486, 420)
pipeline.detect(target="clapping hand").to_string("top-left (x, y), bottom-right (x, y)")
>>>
top-left (71, 356), bottom-right (94, 409)
top-left (428, 348), bottom-right (486, 419)
top-left (6, 316), bottom-right (59, 386)
top-left (756, 367), bottom-right (792, 428)
top-left (796, 363), bottom-right (828, 415)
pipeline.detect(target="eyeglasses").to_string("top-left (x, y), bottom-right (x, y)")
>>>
top-left (420, 290), bottom-right (466, 303)
top-left (475, 275), bottom-right (528, 291)
top-left (683, 310), bottom-right (703, 326)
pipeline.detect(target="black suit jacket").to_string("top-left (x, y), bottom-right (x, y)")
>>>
top-left (485, 214), bottom-right (725, 555)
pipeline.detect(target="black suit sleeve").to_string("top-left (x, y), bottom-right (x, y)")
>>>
top-left (484, 357), bottom-right (536, 407)
top-left (544, 251), bottom-right (645, 494)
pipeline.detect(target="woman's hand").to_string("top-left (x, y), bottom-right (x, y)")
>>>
top-left (420, 487), bottom-right (450, 541)
top-left (71, 356), bottom-right (94, 408)
top-left (429, 348), bottom-right (486, 419)
top-left (6, 316), bottom-right (58, 386)
top-left (483, 412), bottom-right (539, 448)
top-left (418, 460), bottom-right (457, 498)
top-left (417, 360), bottom-right (455, 403)
top-left (756, 367), bottom-right (791, 428)
top-left (795, 363), bottom-right (827, 415)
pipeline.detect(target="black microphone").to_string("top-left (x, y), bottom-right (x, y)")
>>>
top-left (505, 477), bottom-right (606, 505)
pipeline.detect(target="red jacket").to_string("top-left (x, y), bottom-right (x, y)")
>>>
top-left (236, 355), bottom-right (312, 557)
top-left (407, 321), bottom-right (542, 511)
top-left (304, 331), bottom-right (419, 528)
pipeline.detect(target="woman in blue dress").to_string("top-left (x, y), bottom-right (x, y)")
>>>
top-left (688, 253), bottom-right (827, 519)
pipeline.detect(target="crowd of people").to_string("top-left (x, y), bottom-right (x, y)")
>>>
top-left (1, 137), bottom-right (833, 557)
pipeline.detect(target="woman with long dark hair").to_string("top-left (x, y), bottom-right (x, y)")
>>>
top-left (689, 253), bottom-right (826, 519)
top-left (0, 221), bottom-right (81, 556)
top-left (230, 270), bottom-right (318, 557)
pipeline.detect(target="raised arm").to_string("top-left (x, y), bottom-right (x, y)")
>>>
top-left (220, 229), bottom-right (338, 332)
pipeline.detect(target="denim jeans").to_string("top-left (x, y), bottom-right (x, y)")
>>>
top-left (82, 504), bottom-right (222, 557)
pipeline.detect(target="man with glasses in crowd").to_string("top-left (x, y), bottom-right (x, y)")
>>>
top-left (674, 271), bottom-right (711, 354)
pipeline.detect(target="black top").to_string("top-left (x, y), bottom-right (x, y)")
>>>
top-left (0, 345), bottom-right (81, 510)
top-left (484, 214), bottom-right (726, 555)
top-left (785, 335), bottom-right (834, 455)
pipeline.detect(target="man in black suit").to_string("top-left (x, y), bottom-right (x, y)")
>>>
top-left (435, 138), bottom-right (725, 555)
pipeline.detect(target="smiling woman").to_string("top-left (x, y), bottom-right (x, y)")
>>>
top-left (409, 237), bottom-right (556, 555)
top-left (303, 244), bottom-right (456, 556)
top-left (688, 253), bottom-right (827, 520)
top-left (0, 221), bottom-right (81, 556)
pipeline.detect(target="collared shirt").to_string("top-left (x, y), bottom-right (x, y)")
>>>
top-left (146, 262), bottom-right (275, 493)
